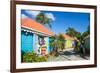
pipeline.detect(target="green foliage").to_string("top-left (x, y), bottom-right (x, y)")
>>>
top-left (82, 25), bottom-right (90, 39)
top-left (23, 51), bottom-right (47, 62)
top-left (57, 34), bottom-right (65, 51)
top-left (66, 27), bottom-right (77, 37)
top-left (23, 51), bottom-right (36, 62)
top-left (66, 27), bottom-right (81, 40)
top-left (50, 34), bottom-right (65, 52)
top-left (75, 32), bottom-right (81, 40)
top-left (34, 56), bottom-right (47, 62)
top-left (35, 12), bottom-right (53, 29)
top-left (21, 50), bottom-right (25, 62)
top-left (74, 42), bottom-right (81, 53)
top-left (36, 12), bottom-right (46, 24)
top-left (58, 34), bottom-right (65, 41)
top-left (66, 26), bottom-right (90, 42)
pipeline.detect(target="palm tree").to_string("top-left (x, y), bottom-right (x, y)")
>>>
top-left (66, 27), bottom-right (77, 37)
top-left (35, 12), bottom-right (52, 29)
top-left (66, 27), bottom-right (81, 41)
top-left (81, 25), bottom-right (90, 41)
top-left (50, 34), bottom-right (65, 53)
top-left (35, 12), bottom-right (53, 56)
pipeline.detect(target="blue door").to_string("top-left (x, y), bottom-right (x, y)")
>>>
top-left (21, 30), bottom-right (33, 53)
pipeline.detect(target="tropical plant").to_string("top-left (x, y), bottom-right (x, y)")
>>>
top-left (21, 50), bottom-right (25, 62)
top-left (23, 51), bottom-right (47, 62)
top-left (35, 12), bottom-right (53, 55)
top-left (50, 39), bottom-right (58, 51)
top-left (81, 25), bottom-right (90, 41)
top-left (23, 51), bottom-right (36, 62)
top-left (50, 34), bottom-right (65, 54)
top-left (66, 27), bottom-right (77, 37)
top-left (50, 36), bottom-right (59, 56)
top-left (35, 12), bottom-right (53, 29)
top-left (57, 34), bottom-right (65, 51)
top-left (66, 27), bottom-right (81, 41)
top-left (75, 32), bottom-right (81, 41)
top-left (34, 56), bottom-right (47, 62)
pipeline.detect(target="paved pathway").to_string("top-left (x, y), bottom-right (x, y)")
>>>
top-left (48, 48), bottom-right (90, 62)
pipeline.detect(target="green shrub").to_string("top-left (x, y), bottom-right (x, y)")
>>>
top-left (21, 50), bottom-right (25, 62)
top-left (23, 51), bottom-right (36, 62)
top-left (74, 42), bottom-right (81, 53)
top-left (34, 56), bottom-right (47, 62)
top-left (23, 51), bottom-right (47, 62)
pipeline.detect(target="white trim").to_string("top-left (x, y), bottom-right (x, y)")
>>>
top-left (22, 26), bottom-right (53, 37)
top-left (16, 4), bottom-right (95, 69)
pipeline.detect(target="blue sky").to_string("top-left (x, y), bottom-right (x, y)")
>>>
top-left (21, 10), bottom-right (90, 34)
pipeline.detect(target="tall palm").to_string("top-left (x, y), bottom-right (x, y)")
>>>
top-left (35, 12), bottom-right (52, 29)
top-left (66, 27), bottom-right (77, 37)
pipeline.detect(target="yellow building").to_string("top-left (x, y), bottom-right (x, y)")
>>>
top-left (62, 34), bottom-right (75, 49)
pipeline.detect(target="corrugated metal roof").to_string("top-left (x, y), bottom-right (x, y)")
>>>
top-left (21, 18), bottom-right (55, 36)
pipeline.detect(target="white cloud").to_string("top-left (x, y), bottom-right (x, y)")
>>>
top-left (22, 10), bottom-right (55, 21)
top-left (25, 10), bottom-right (41, 17)
top-left (21, 14), bottom-right (28, 18)
top-left (45, 13), bottom-right (55, 21)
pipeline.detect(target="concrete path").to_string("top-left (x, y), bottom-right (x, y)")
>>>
top-left (48, 48), bottom-right (90, 62)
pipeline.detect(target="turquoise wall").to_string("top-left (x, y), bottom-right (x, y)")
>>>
top-left (21, 31), bottom-right (33, 52)
top-left (21, 30), bottom-right (52, 55)
top-left (45, 37), bottom-right (50, 54)
top-left (50, 38), bottom-right (54, 52)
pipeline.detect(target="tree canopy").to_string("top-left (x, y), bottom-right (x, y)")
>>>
top-left (66, 25), bottom-right (90, 42)
top-left (66, 27), bottom-right (81, 40)
top-left (35, 12), bottom-right (53, 29)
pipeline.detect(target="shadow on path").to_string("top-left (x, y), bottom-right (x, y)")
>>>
top-left (58, 50), bottom-right (77, 56)
top-left (58, 49), bottom-right (90, 60)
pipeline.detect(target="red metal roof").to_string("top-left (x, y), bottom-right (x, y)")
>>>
top-left (21, 18), bottom-right (55, 36)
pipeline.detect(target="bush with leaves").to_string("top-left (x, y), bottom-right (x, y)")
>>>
top-left (23, 51), bottom-right (36, 62)
top-left (34, 56), bottom-right (47, 62)
top-left (23, 51), bottom-right (47, 62)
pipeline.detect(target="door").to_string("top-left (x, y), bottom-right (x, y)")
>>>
top-left (21, 30), bottom-right (33, 53)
